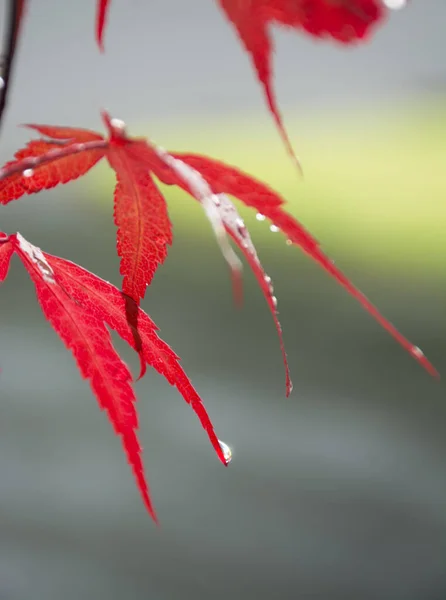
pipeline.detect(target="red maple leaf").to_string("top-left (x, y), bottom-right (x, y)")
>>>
top-left (0, 231), bottom-right (228, 520)
top-left (217, 0), bottom-right (385, 171)
top-left (0, 114), bottom-right (439, 391)
top-left (0, 114), bottom-right (173, 308)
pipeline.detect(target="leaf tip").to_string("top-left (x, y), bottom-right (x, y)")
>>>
top-left (146, 499), bottom-right (159, 524)
top-left (95, 0), bottom-right (110, 55)
top-left (409, 345), bottom-right (440, 379)
top-left (100, 109), bottom-right (112, 131)
top-left (96, 33), bottom-right (105, 53)
top-left (101, 109), bottom-right (127, 139)
top-left (136, 354), bottom-right (147, 382)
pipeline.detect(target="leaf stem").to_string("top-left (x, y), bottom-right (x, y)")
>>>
top-left (0, 139), bottom-right (108, 181)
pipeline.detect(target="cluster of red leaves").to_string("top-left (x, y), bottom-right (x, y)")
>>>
top-left (0, 113), bottom-right (437, 384)
top-left (0, 0), bottom-right (436, 521)
top-left (0, 104), bottom-right (439, 517)
top-left (95, 0), bottom-right (386, 169)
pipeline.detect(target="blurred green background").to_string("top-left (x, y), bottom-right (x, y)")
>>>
top-left (0, 1), bottom-right (445, 600)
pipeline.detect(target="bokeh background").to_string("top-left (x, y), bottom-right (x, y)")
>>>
top-left (0, 1), bottom-right (445, 599)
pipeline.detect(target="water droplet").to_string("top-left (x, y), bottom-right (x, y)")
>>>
top-left (271, 296), bottom-right (278, 308)
top-left (23, 169), bottom-right (34, 178)
top-left (264, 275), bottom-right (272, 284)
top-left (383, 0), bottom-right (406, 9)
top-left (412, 346), bottom-right (424, 358)
top-left (285, 239), bottom-right (292, 246)
top-left (256, 213), bottom-right (266, 221)
top-left (218, 439), bottom-right (232, 464)
top-left (270, 224), bottom-right (279, 233)
top-left (0, 77), bottom-right (4, 90)
top-left (235, 217), bottom-right (246, 235)
top-left (110, 118), bottom-right (126, 130)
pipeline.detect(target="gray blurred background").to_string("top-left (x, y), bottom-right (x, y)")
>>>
top-left (0, 1), bottom-right (445, 599)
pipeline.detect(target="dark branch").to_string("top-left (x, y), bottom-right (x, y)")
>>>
top-left (0, 0), bottom-right (27, 136)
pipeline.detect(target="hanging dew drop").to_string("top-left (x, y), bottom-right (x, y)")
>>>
top-left (270, 224), bottom-right (279, 233)
top-left (411, 346), bottom-right (424, 359)
top-left (256, 213), bottom-right (266, 221)
top-left (235, 217), bottom-right (246, 235)
top-left (23, 169), bottom-right (34, 178)
top-left (271, 296), bottom-right (278, 308)
top-left (264, 275), bottom-right (272, 284)
top-left (383, 0), bottom-right (406, 9)
top-left (218, 439), bottom-right (232, 465)
top-left (110, 117), bottom-right (126, 130)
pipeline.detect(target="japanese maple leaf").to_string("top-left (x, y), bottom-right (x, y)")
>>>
top-left (0, 115), bottom-right (173, 307)
top-left (217, 0), bottom-right (385, 171)
top-left (0, 114), bottom-right (438, 390)
top-left (0, 230), bottom-right (229, 520)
